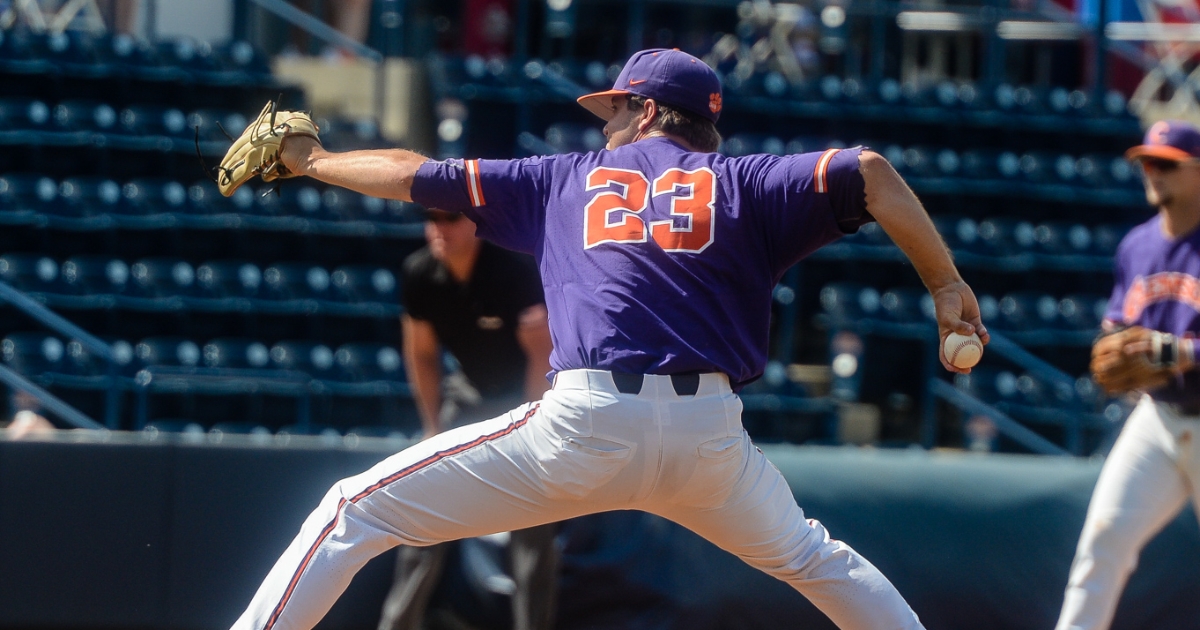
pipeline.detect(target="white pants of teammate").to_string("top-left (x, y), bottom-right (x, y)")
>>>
top-left (1056, 395), bottom-right (1200, 630)
top-left (230, 370), bottom-right (924, 630)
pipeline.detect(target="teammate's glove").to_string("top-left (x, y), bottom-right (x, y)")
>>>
top-left (1090, 326), bottom-right (1180, 395)
top-left (215, 101), bottom-right (320, 197)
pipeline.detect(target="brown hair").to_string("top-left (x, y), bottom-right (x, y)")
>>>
top-left (627, 95), bottom-right (722, 153)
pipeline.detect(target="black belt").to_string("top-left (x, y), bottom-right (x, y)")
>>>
top-left (611, 372), bottom-right (701, 397)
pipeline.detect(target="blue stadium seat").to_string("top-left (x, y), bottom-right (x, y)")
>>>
top-left (201, 338), bottom-right (272, 369)
top-left (1032, 222), bottom-right (1092, 255)
top-left (333, 343), bottom-right (404, 382)
top-left (269, 340), bottom-right (336, 378)
top-left (52, 99), bottom-right (118, 132)
top-left (188, 109), bottom-right (248, 143)
top-left (143, 419), bottom-right (206, 434)
top-left (786, 136), bottom-right (844, 155)
top-left (61, 256), bottom-right (129, 296)
top-left (2, 332), bottom-right (65, 375)
top-left (998, 292), bottom-right (1060, 330)
top-left (187, 180), bottom-right (255, 215)
top-left (932, 215), bottom-right (981, 252)
top-left (1092, 223), bottom-right (1132, 255)
top-left (209, 421), bottom-right (272, 436)
top-left (194, 260), bottom-right (262, 299)
top-left (119, 179), bottom-right (188, 215)
top-left (0, 173), bottom-right (59, 210)
top-left (317, 187), bottom-right (371, 221)
top-left (0, 97), bottom-right (51, 130)
top-left (819, 282), bottom-right (881, 320)
top-left (954, 367), bottom-right (1016, 403)
top-left (959, 149), bottom-right (1005, 179)
top-left (544, 123), bottom-right (606, 154)
top-left (0, 29), bottom-right (54, 72)
top-left (0, 253), bottom-right (62, 293)
top-left (118, 104), bottom-right (189, 137)
top-left (128, 258), bottom-right (196, 298)
top-left (977, 217), bottom-right (1036, 256)
top-left (879, 287), bottom-right (933, 323)
top-left (134, 337), bottom-right (202, 367)
top-left (723, 134), bottom-right (786, 157)
top-left (255, 184), bottom-right (324, 218)
top-left (330, 265), bottom-right (398, 303)
top-left (262, 262), bottom-right (332, 301)
top-left (1058, 294), bottom-right (1107, 331)
top-left (62, 337), bottom-right (136, 376)
top-left (57, 176), bottom-right (122, 217)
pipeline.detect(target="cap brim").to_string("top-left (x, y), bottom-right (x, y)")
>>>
top-left (1125, 145), bottom-right (1194, 162)
top-left (577, 89), bottom-right (629, 121)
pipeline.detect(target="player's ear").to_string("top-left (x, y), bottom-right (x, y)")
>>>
top-left (638, 99), bottom-right (659, 132)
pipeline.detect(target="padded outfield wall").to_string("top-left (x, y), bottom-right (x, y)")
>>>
top-left (1, 434), bottom-right (1198, 630)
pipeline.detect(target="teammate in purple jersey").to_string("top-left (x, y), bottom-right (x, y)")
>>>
top-left (227, 49), bottom-right (987, 630)
top-left (1056, 121), bottom-right (1200, 630)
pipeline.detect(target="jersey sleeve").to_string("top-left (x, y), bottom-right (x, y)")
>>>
top-left (738, 146), bottom-right (872, 271)
top-left (411, 156), bottom-right (555, 254)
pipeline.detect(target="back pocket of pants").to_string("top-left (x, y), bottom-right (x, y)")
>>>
top-left (543, 435), bottom-right (633, 499)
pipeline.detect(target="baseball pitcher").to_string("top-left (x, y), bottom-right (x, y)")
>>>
top-left (219, 49), bottom-right (990, 630)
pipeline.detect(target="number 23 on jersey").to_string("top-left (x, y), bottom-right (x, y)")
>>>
top-left (583, 166), bottom-right (716, 253)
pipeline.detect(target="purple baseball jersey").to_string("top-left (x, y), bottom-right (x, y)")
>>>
top-left (1104, 215), bottom-right (1200, 406)
top-left (412, 138), bottom-right (871, 390)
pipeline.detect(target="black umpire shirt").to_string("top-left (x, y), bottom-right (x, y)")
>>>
top-left (401, 241), bottom-right (545, 400)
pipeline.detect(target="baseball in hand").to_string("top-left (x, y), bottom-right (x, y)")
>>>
top-left (943, 332), bottom-right (984, 369)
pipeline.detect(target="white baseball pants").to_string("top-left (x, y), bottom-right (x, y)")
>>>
top-left (230, 370), bottom-right (924, 630)
top-left (1056, 395), bottom-right (1200, 630)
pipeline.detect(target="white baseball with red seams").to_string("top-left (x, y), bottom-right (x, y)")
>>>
top-left (943, 332), bottom-right (983, 369)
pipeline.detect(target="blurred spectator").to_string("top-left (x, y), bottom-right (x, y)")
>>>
top-left (462, 0), bottom-right (513, 58)
top-left (97, 0), bottom-right (139, 35)
top-left (3, 390), bottom-right (53, 439)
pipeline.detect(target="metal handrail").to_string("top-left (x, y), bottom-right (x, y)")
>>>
top-left (929, 379), bottom-right (1068, 456)
top-left (0, 279), bottom-right (120, 428)
top-left (0, 363), bottom-right (102, 430)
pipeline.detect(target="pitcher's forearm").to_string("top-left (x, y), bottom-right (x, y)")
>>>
top-left (859, 151), bottom-right (962, 292)
top-left (283, 138), bottom-right (429, 201)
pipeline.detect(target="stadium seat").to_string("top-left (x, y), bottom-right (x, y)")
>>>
top-left (188, 109), bottom-right (248, 143)
top-left (1058, 294), bottom-right (1107, 331)
top-left (201, 338), bottom-right (272, 369)
top-left (143, 419), bottom-right (206, 434)
top-left (318, 187), bottom-right (372, 221)
top-left (1092, 223), bottom-right (1132, 255)
top-left (0, 97), bottom-right (51, 130)
top-left (0, 253), bottom-right (62, 293)
top-left (209, 421), bottom-right (272, 436)
top-left (819, 282), bottom-right (881, 320)
top-left (119, 179), bottom-right (189, 215)
top-left (2, 332), bottom-right (66, 375)
top-left (62, 337), bottom-right (136, 376)
top-left (57, 176), bottom-right (122, 217)
top-left (118, 104), bottom-right (189, 137)
top-left (188, 180), bottom-right (255, 215)
top-left (128, 257), bottom-right (196, 298)
top-left (1032, 222), bottom-right (1092, 255)
top-left (194, 260), bottom-right (262, 299)
top-left (879, 287), bottom-right (933, 323)
top-left (333, 342), bottom-right (404, 382)
top-left (932, 215), bottom-right (981, 252)
top-left (269, 340), bottom-right (337, 378)
top-left (134, 337), bottom-right (203, 367)
top-left (998, 292), bottom-right (1060, 330)
top-left (52, 99), bottom-right (118, 132)
top-left (544, 123), bottom-right (606, 154)
top-left (256, 184), bottom-right (324, 218)
top-left (0, 173), bottom-right (59, 210)
top-left (61, 256), bottom-right (130, 296)
top-left (977, 217), bottom-right (1036, 255)
top-left (330, 265), bottom-right (398, 303)
top-left (262, 262), bottom-right (333, 301)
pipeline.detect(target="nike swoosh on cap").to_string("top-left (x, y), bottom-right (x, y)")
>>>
top-left (628, 79), bottom-right (648, 85)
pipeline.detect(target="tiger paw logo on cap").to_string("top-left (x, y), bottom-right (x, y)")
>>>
top-left (709, 93), bottom-right (722, 114)
top-left (1149, 120), bottom-right (1170, 144)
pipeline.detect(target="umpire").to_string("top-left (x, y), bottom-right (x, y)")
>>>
top-left (381, 207), bottom-right (558, 630)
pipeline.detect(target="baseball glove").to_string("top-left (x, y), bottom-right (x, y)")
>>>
top-left (215, 101), bottom-right (320, 197)
top-left (1091, 326), bottom-right (1179, 395)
